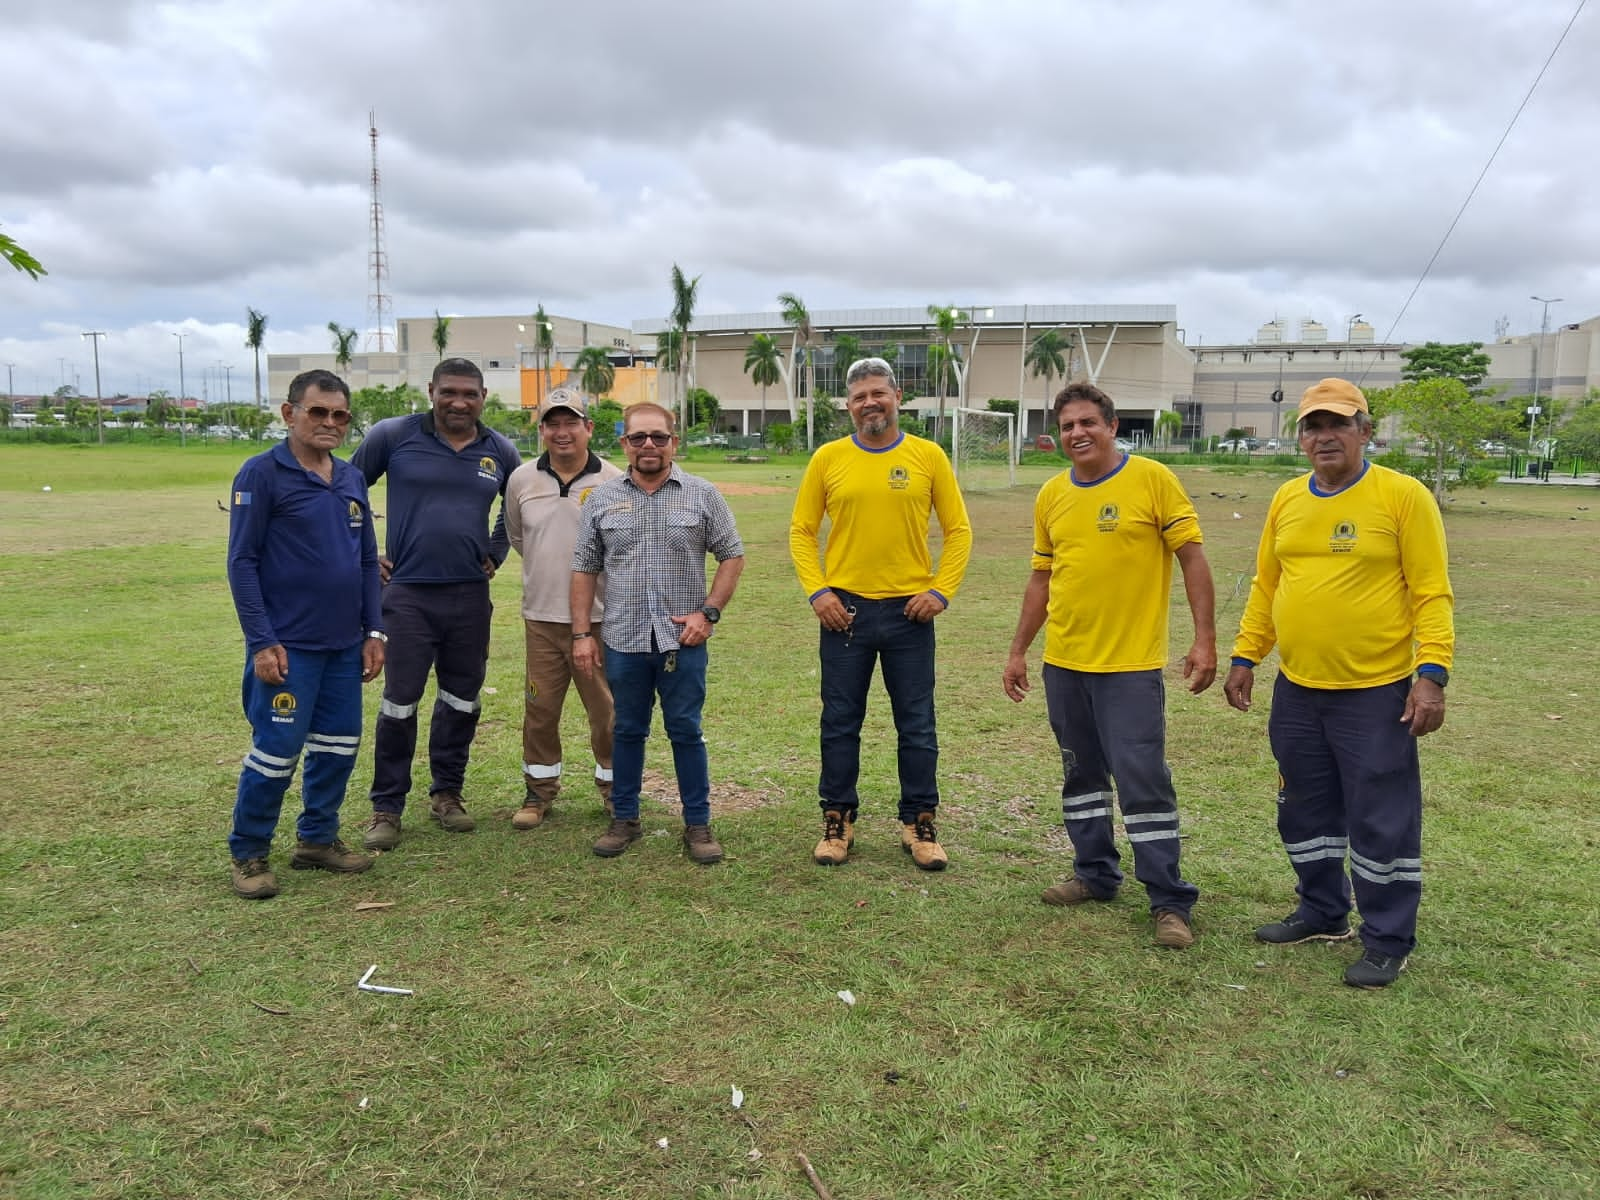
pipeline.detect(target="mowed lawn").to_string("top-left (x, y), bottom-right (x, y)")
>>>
top-left (1, 442), bottom-right (1596, 1200)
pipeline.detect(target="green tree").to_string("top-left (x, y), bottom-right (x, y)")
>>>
top-left (778, 292), bottom-right (816, 446)
top-left (589, 400), bottom-right (624, 450)
top-left (328, 322), bottom-right (358, 373)
top-left (478, 394), bottom-right (526, 439)
top-left (686, 386), bottom-right (719, 431)
top-left (832, 333), bottom-right (862, 391)
top-left (245, 307), bottom-right (268, 411)
top-left (431, 310), bottom-right (452, 360)
top-left (1401, 342), bottom-right (1492, 392)
top-left (926, 343), bottom-right (960, 407)
top-left (669, 264), bottom-right (700, 430)
top-left (1, 225), bottom-right (46, 279)
top-left (0, 399), bottom-right (11, 428)
top-left (1025, 329), bottom-right (1069, 425)
top-left (351, 383), bottom-right (424, 431)
top-left (574, 346), bottom-right (616, 399)
top-left (765, 421), bottom-right (797, 454)
top-left (533, 303), bottom-right (555, 400)
top-left (1371, 377), bottom-right (1497, 503)
top-left (1155, 408), bottom-right (1183, 449)
top-left (926, 304), bottom-right (963, 440)
top-left (144, 390), bottom-right (175, 435)
top-left (1553, 391), bottom-right (1600, 466)
top-left (743, 332), bottom-right (782, 434)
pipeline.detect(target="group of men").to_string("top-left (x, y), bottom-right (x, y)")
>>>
top-left (226, 357), bottom-right (1452, 990)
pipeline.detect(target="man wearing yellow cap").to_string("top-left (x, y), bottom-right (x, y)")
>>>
top-left (1224, 378), bottom-right (1455, 989)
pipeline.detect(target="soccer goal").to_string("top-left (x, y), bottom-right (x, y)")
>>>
top-left (951, 406), bottom-right (1017, 490)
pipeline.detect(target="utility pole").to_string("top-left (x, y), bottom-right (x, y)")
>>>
top-left (173, 331), bottom-right (188, 447)
top-left (81, 331), bottom-right (107, 445)
top-left (1529, 295), bottom-right (1562, 456)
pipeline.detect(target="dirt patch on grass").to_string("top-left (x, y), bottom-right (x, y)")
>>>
top-left (639, 768), bottom-right (786, 813)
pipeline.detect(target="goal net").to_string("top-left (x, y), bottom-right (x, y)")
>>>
top-left (951, 407), bottom-right (1017, 491)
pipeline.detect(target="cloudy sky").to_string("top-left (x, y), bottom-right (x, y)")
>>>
top-left (2, 0), bottom-right (1596, 400)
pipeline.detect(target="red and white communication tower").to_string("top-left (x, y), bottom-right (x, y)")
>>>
top-left (365, 110), bottom-right (393, 351)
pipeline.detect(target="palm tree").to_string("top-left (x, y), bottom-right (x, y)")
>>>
top-left (927, 304), bottom-right (962, 440)
top-left (778, 292), bottom-right (816, 449)
top-left (669, 264), bottom-right (700, 431)
top-left (832, 333), bottom-right (862, 394)
top-left (533, 303), bottom-right (554, 401)
top-left (1025, 329), bottom-right (1069, 439)
top-left (245, 307), bottom-right (268, 411)
top-left (432, 310), bottom-right (451, 360)
top-left (1155, 408), bottom-right (1183, 450)
top-left (744, 333), bottom-right (783, 434)
top-left (328, 322), bottom-right (358, 373)
top-left (574, 346), bottom-right (616, 399)
top-left (927, 343), bottom-right (959, 408)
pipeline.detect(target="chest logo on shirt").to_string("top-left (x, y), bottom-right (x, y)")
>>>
top-left (1096, 503), bottom-right (1120, 532)
top-left (1330, 520), bottom-right (1358, 554)
top-left (348, 499), bottom-right (363, 528)
top-left (888, 465), bottom-right (909, 491)
top-left (578, 487), bottom-right (595, 506)
top-left (477, 456), bottom-right (500, 482)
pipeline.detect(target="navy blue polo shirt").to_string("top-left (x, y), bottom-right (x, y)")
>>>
top-left (227, 442), bottom-right (382, 655)
top-left (352, 413), bottom-right (521, 584)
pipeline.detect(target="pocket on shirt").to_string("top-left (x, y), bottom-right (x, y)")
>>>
top-left (599, 512), bottom-right (641, 553)
top-left (665, 512), bottom-right (702, 554)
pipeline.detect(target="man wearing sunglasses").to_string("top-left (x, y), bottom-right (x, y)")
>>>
top-left (224, 369), bottom-right (385, 898)
top-left (503, 387), bottom-right (624, 829)
top-left (571, 402), bottom-right (745, 864)
top-left (352, 358), bottom-right (522, 850)
top-left (789, 357), bottom-right (973, 871)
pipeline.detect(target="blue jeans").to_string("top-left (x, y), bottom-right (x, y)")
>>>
top-left (818, 591), bottom-right (938, 823)
top-left (605, 643), bottom-right (711, 825)
top-left (231, 644), bottom-right (364, 859)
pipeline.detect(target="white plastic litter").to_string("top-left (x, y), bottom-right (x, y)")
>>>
top-left (356, 964), bottom-right (414, 996)
top-left (730, 1085), bottom-right (744, 1109)
top-left (836, 989), bottom-right (856, 1006)
top-left (656, 1138), bottom-right (670, 1149)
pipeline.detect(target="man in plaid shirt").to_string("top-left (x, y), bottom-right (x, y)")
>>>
top-left (571, 402), bottom-right (745, 864)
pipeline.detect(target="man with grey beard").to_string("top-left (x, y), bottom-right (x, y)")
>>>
top-left (789, 357), bottom-right (972, 870)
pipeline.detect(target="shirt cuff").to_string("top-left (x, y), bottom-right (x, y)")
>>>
top-left (1230, 656), bottom-right (1255, 669)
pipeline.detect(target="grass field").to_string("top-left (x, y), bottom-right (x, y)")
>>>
top-left (2, 442), bottom-right (1597, 1200)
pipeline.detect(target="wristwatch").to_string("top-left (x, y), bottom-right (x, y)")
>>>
top-left (367, 630), bottom-right (388, 643)
top-left (1417, 666), bottom-right (1448, 687)
top-left (701, 606), bottom-right (721, 624)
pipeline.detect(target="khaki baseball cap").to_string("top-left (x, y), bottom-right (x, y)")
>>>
top-left (1298, 378), bottom-right (1368, 418)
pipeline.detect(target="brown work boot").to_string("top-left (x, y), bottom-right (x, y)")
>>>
top-left (363, 810), bottom-right (401, 850)
top-left (683, 824), bottom-right (724, 865)
top-left (231, 856), bottom-right (279, 900)
top-left (1154, 909), bottom-right (1195, 949)
top-left (1041, 877), bottom-right (1112, 906)
top-left (512, 792), bottom-right (554, 830)
top-left (290, 838), bottom-right (374, 873)
top-left (429, 790), bottom-right (476, 833)
top-left (593, 818), bottom-right (642, 858)
top-left (901, 812), bottom-right (948, 871)
top-left (813, 809), bottom-right (856, 866)
top-left (599, 779), bottom-right (614, 819)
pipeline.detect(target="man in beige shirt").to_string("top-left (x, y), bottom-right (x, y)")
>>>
top-left (503, 387), bottom-right (624, 828)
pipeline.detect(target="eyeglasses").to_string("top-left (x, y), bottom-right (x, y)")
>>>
top-left (623, 431), bottom-right (673, 447)
top-left (293, 404), bottom-right (353, 426)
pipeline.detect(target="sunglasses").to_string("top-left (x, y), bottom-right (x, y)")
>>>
top-left (623, 431), bottom-right (673, 447)
top-left (293, 403), bottom-right (353, 426)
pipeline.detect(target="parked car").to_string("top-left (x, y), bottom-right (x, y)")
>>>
top-left (1216, 438), bottom-right (1257, 452)
top-left (1114, 437), bottom-right (1136, 453)
top-left (1263, 438), bottom-right (1283, 452)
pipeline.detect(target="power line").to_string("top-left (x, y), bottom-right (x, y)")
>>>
top-left (1367, 0), bottom-right (1587, 376)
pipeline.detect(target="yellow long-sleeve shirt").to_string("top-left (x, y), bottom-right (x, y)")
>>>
top-left (1232, 463), bottom-right (1454, 689)
top-left (789, 432), bottom-right (973, 602)
top-left (1030, 454), bottom-right (1203, 672)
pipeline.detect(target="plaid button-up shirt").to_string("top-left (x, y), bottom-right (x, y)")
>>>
top-left (572, 464), bottom-right (745, 654)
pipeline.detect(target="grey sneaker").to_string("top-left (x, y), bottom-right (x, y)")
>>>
top-left (1255, 913), bottom-right (1353, 945)
top-left (593, 818), bottom-right (642, 858)
top-left (231, 856), bottom-right (279, 900)
top-left (683, 824), bottom-right (724, 865)
top-left (290, 838), bottom-right (374, 873)
top-left (1344, 949), bottom-right (1408, 989)
top-left (429, 791), bottom-right (476, 833)
top-left (363, 810), bottom-right (402, 851)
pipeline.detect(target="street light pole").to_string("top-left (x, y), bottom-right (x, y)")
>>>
top-left (173, 332), bottom-right (187, 447)
top-left (1529, 295), bottom-right (1562, 456)
top-left (81, 331), bottom-right (107, 445)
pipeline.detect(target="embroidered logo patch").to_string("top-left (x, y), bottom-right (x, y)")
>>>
top-left (888, 465), bottom-right (909, 491)
top-left (1330, 520), bottom-right (1358, 554)
top-left (1096, 503), bottom-right (1120, 532)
